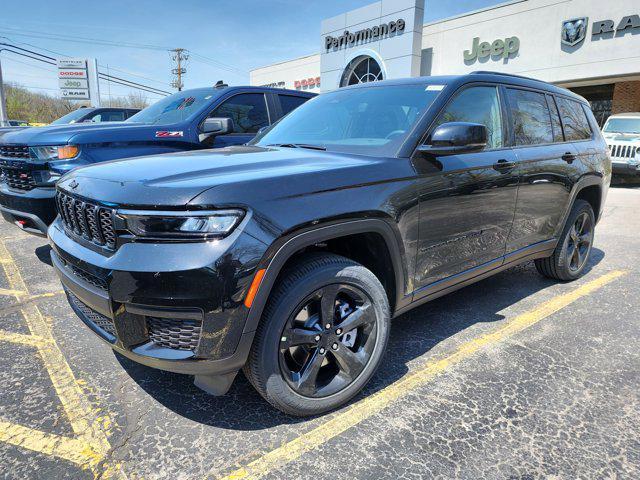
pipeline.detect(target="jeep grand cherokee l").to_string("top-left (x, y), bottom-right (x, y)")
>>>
top-left (49, 72), bottom-right (610, 416)
top-left (0, 86), bottom-right (313, 235)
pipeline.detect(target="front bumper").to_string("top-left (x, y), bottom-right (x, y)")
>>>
top-left (0, 184), bottom-right (56, 235)
top-left (48, 217), bottom-right (267, 388)
top-left (612, 161), bottom-right (640, 176)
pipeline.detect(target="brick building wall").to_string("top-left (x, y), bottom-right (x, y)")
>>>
top-left (612, 81), bottom-right (640, 114)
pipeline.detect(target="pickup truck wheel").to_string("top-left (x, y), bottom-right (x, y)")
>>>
top-left (244, 253), bottom-right (390, 416)
top-left (535, 199), bottom-right (595, 281)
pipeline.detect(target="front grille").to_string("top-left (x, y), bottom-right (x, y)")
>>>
top-left (147, 317), bottom-right (202, 352)
top-left (56, 191), bottom-right (117, 250)
top-left (609, 143), bottom-right (638, 160)
top-left (56, 252), bottom-right (109, 291)
top-left (1, 167), bottom-right (36, 191)
top-left (67, 291), bottom-right (117, 339)
top-left (0, 145), bottom-right (30, 159)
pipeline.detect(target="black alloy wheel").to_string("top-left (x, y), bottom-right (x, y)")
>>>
top-left (278, 284), bottom-right (377, 398)
top-left (566, 211), bottom-right (593, 273)
top-left (244, 253), bottom-right (390, 416)
top-left (535, 199), bottom-right (596, 281)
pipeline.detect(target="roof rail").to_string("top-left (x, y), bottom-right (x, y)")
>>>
top-left (470, 70), bottom-right (540, 82)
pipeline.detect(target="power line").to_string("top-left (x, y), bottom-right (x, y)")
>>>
top-left (170, 48), bottom-right (188, 91)
top-left (0, 28), bottom-right (248, 78)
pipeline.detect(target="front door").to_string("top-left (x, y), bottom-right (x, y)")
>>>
top-left (413, 85), bottom-right (519, 295)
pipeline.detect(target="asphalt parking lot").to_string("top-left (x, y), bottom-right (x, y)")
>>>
top-left (0, 185), bottom-right (639, 479)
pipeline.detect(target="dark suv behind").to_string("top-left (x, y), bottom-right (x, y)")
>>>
top-left (49, 72), bottom-right (610, 416)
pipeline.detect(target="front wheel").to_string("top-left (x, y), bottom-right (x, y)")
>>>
top-left (535, 199), bottom-right (595, 281)
top-left (244, 253), bottom-right (390, 416)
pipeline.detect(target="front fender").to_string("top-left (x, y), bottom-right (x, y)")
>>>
top-left (242, 218), bottom-right (408, 335)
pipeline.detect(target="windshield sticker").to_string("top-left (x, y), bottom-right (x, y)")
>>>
top-left (426, 85), bottom-right (445, 91)
top-left (155, 131), bottom-right (184, 138)
top-left (177, 97), bottom-right (196, 110)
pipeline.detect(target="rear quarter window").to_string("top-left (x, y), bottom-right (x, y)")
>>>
top-left (556, 97), bottom-right (592, 141)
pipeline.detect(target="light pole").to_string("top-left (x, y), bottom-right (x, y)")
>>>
top-left (0, 53), bottom-right (8, 127)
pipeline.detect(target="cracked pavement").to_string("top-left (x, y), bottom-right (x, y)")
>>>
top-left (0, 184), bottom-right (638, 479)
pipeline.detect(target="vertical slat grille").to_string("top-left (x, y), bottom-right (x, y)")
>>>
top-left (608, 143), bottom-right (639, 160)
top-left (56, 191), bottom-right (117, 250)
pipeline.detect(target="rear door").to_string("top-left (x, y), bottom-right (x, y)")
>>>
top-left (413, 84), bottom-right (519, 292)
top-left (275, 94), bottom-right (312, 120)
top-left (205, 92), bottom-right (272, 148)
top-left (505, 88), bottom-right (577, 253)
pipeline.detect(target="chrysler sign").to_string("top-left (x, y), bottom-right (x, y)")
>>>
top-left (325, 19), bottom-right (405, 51)
top-left (57, 58), bottom-right (91, 101)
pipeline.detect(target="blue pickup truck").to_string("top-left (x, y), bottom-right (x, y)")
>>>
top-left (0, 85), bottom-right (314, 234)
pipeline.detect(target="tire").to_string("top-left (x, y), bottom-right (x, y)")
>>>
top-left (535, 199), bottom-right (595, 281)
top-left (244, 253), bottom-right (390, 416)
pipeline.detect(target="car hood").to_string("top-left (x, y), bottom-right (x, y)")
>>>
top-left (603, 132), bottom-right (640, 142)
top-left (57, 146), bottom-right (396, 208)
top-left (0, 122), bottom-right (175, 146)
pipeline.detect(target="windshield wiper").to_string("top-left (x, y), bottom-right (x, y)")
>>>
top-left (266, 143), bottom-right (327, 151)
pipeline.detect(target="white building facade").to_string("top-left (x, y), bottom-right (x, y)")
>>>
top-left (250, 0), bottom-right (640, 124)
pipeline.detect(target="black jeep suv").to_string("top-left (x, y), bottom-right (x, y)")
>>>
top-left (49, 72), bottom-right (610, 416)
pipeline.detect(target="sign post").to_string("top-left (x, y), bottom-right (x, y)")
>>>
top-left (57, 58), bottom-right (100, 107)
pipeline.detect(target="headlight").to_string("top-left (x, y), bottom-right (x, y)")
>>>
top-left (30, 145), bottom-right (79, 161)
top-left (117, 209), bottom-right (244, 239)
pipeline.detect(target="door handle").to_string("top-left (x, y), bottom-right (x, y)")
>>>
top-left (493, 159), bottom-right (516, 172)
top-left (562, 152), bottom-right (577, 163)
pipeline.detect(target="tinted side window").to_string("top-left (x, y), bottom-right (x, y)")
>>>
top-left (88, 111), bottom-right (125, 122)
top-left (507, 89), bottom-right (553, 146)
top-left (546, 95), bottom-right (564, 143)
top-left (433, 86), bottom-right (503, 149)
top-left (209, 93), bottom-right (269, 134)
top-left (556, 97), bottom-right (592, 141)
top-left (279, 95), bottom-right (309, 116)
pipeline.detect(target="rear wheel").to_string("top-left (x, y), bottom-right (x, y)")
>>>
top-left (535, 199), bottom-right (595, 281)
top-left (244, 253), bottom-right (390, 416)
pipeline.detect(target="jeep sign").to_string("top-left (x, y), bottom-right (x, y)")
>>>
top-left (464, 36), bottom-right (520, 62)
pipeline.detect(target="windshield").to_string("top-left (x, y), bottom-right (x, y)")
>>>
top-left (51, 109), bottom-right (92, 125)
top-left (126, 90), bottom-right (215, 125)
top-left (253, 83), bottom-right (444, 156)
top-left (603, 118), bottom-right (640, 134)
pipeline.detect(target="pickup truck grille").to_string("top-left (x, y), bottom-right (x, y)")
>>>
top-left (0, 145), bottom-right (30, 159)
top-left (56, 191), bottom-right (117, 250)
top-left (609, 143), bottom-right (639, 160)
top-left (1, 167), bottom-right (36, 191)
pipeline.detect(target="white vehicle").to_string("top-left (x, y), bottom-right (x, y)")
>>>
top-left (602, 113), bottom-right (640, 176)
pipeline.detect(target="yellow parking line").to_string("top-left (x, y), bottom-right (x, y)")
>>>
top-left (0, 329), bottom-right (51, 347)
top-left (0, 241), bottom-right (120, 477)
top-left (0, 420), bottom-right (102, 467)
top-left (0, 287), bottom-right (26, 296)
top-left (217, 269), bottom-right (627, 480)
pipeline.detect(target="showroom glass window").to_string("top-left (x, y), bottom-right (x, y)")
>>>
top-left (432, 86), bottom-right (503, 149)
top-left (556, 97), bottom-right (592, 141)
top-left (209, 93), bottom-right (269, 134)
top-left (507, 89), bottom-right (554, 145)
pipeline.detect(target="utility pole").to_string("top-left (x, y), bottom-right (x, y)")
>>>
top-left (0, 55), bottom-right (8, 127)
top-left (170, 48), bottom-right (188, 91)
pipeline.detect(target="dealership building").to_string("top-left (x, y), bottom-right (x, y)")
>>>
top-left (250, 0), bottom-right (640, 124)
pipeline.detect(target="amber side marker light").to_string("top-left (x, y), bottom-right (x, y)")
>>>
top-left (244, 268), bottom-right (266, 308)
top-left (58, 145), bottom-right (79, 159)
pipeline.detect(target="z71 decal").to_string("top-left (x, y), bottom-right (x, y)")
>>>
top-left (155, 131), bottom-right (184, 138)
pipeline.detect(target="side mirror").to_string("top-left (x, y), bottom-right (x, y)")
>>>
top-left (201, 117), bottom-right (234, 135)
top-left (417, 122), bottom-right (488, 156)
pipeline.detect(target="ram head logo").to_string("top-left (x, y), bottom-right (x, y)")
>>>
top-left (562, 17), bottom-right (588, 47)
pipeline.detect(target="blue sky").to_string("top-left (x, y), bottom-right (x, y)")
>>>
top-left (1, 0), bottom-right (503, 103)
